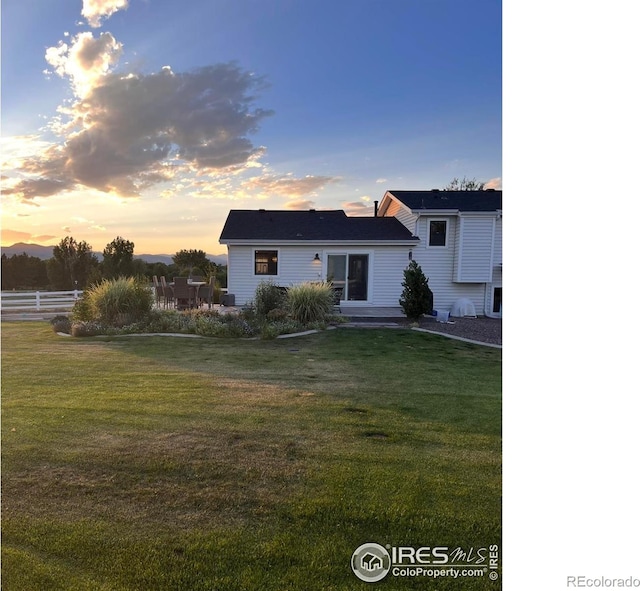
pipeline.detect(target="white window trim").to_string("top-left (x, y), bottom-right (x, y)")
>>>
top-left (253, 248), bottom-right (280, 277)
top-left (426, 218), bottom-right (449, 248)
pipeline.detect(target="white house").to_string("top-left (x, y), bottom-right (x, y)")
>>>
top-left (219, 209), bottom-right (419, 307)
top-left (218, 189), bottom-right (502, 316)
top-left (378, 189), bottom-right (502, 317)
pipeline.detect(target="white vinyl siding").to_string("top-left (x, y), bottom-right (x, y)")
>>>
top-left (381, 199), bottom-right (417, 234)
top-left (327, 246), bottom-right (411, 307)
top-left (453, 216), bottom-right (495, 283)
top-left (227, 244), bottom-right (412, 306)
top-left (493, 217), bottom-right (502, 265)
top-left (411, 218), bottom-right (487, 315)
top-left (228, 245), bottom-right (325, 305)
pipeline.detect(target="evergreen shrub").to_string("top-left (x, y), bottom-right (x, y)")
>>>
top-left (399, 261), bottom-right (434, 320)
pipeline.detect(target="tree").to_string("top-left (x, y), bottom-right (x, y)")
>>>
top-left (172, 249), bottom-right (212, 275)
top-left (443, 176), bottom-right (485, 191)
top-left (1, 253), bottom-right (49, 289)
top-left (102, 236), bottom-right (135, 279)
top-left (399, 260), bottom-right (433, 320)
top-left (47, 237), bottom-right (99, 290)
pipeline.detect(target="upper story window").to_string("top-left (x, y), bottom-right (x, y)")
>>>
top-left (255, 250), bottom-right (278, 275)
top-left (428, 220), bottom-right (447, 247)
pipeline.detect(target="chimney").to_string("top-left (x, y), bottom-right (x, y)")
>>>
top-left (374, 200), bottom-right (379, 217)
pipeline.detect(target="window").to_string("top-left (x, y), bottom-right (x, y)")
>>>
top-left (255, 250), bottom-right (278, 275)
top-left (428, 220), bottom-right (447, 247)
top-left (493, 287), bottom-right (502, 314)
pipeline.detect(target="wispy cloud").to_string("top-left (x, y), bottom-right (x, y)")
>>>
top-left (241, 173), bottom-right (340, 198)
top-left (82, 0), bottom-right (129, 28)
top-left (342, 201), bottom-right (374, 216)
top-left (1, 228), bottom-right (57, 245)
top-left (285, 199), bottom-right (316, 210)
top-left (484, 177), bottom-right (502, 189)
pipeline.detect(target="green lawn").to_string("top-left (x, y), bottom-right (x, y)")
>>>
top-left (1, 322), bottom-right (501, 590)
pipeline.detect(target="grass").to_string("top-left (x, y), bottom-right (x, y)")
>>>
top-left (1, 322), bottom-right (501, 590)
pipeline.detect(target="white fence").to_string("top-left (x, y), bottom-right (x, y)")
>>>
top-left (1, 290), bottom-right (83, 311)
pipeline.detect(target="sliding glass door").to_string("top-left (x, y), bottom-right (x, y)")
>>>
top-left (327, 254), bottom-right (369, 301)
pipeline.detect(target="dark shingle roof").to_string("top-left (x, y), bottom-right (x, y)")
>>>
top-left (388, 190), bottom-right (502, 212)
top-left (220, 210), bottom-right (418, 242)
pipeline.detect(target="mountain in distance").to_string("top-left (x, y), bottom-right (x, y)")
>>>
top-left (2, 242), bottom-right (56, 260)
top-left (1, 243), bottom-right (227, 266)
top-left (135, 253), bottom-right (228, 266)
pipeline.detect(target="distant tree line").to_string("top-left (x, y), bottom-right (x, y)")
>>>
top-left (1, 236), bottom-right (227, 291)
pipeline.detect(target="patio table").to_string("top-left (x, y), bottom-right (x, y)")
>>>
top-left (187, 281), bottom-right (206, 303)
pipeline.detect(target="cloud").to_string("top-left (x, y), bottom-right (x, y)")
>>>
top-left (3, 176), bottom-right (74, 201)
top-left (1, 229), bottom-right (33, 244)
top-left (1, 229), bottom-right (56, 245)
top-left (242, 173), bottom-right (340, 198)
top-left (343, 201), bottom-right (374, 216)
top-left (82, 0), bottom-right (129, 28)
top-left (9, 59), bottom-right (273, 201)
top-left (484, 177), bottom-right (502, 189)
top-left (285, 200), bottom-right (316, 210)
top-left (45, 32), bottom-right (123, 97)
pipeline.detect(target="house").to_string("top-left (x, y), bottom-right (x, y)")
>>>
top-left (361, 552), bottom-right (383, 571)
top-left (378, 189), bottom-right (502, 317)
top-left (219, 209), bottom-right (419, 307)
top-left (218, 189), bottom-right (501, 316)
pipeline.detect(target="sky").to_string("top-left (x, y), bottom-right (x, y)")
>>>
top-left (1, 0), bottom-right (501, 255)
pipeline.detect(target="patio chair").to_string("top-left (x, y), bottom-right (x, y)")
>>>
top-left (160, 276), bottom-right (174, 308)
top-left (152, 276), bottom-right (163, 307)
top-left (173, 277), bottom-right (195, 310)
top-left (198, 276), bottom-right (216, 309)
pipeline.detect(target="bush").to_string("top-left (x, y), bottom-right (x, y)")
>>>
top-left (77, 277), bottom-right (154, 326)
top-left (399, 261), bottom-right (433, 320)
top-left (50, 315), bottom-right (71, 334)
top-left (70, 294), bottom-right (93, 322)
top-left (266, 308), bottom-right (289, 322)
top-left (71, 321), bottom-right (102, 337)
top-left (253, 281), bottom-right (287, 319)
top-left (287, 281), bottom-right (334, 325)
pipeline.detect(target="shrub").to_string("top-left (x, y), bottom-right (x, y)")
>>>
top-left (70, 321), bottom-right (102, 337)
top-left (266, 308), bottom-right (289, 322)
top-left (50, 315), bottom-right (71, 334)
top-left (70, 294), bottom-right (93, 322)
top-left (253, 280), bottom-right (287, 319)
top-left (129, 309), bottom-right (187, 334)
top-left (287, 281), bottom-right (334, 325)
top-left (399, 261), bottom-right (433, 320)
top-left (79, 277), bottom-right (153, 326)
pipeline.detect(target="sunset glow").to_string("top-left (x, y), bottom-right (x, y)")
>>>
top-left (1, 0), bottom-right (501, 255)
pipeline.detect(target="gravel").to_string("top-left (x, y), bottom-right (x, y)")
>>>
top-left (345, 315), bottom-right (502, 346)
top-left (415, 316), bottom-right (502, 345)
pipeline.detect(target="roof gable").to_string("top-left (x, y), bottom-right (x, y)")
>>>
top-left (385, 190), bottom-right (502, 212)
top-left (219, 209), bottom-right (418, 242)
